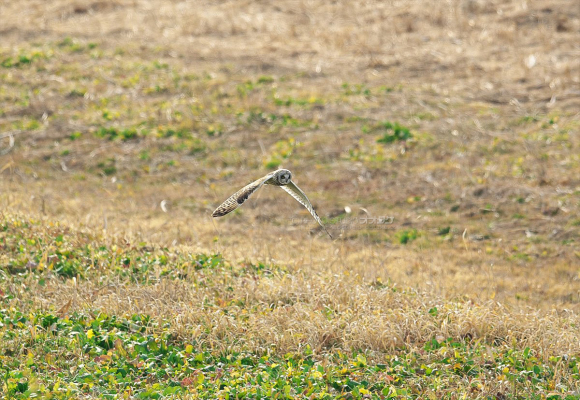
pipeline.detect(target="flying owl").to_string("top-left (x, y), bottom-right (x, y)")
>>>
top-left (212, 169), bottom-right (333, 238)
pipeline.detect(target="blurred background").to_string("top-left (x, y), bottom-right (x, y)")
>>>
top-left (1, 0), bottom-right (579, 309)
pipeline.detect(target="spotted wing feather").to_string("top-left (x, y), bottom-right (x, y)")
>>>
top-left (280, 181), bottom-right (333, 238)
top-left (212, 173), bottom-right (274, 217)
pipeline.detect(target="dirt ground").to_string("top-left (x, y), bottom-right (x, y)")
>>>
top-left (1, 0), bottom-right (579, 311)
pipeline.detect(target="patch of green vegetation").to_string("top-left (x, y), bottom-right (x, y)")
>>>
top-left (69, 131), bottom-right (82, 141)
top-left (363, 121), bottom-right (413, 144)
top-left (489, 137), bottom-right (514, 154)
top-left (152, 60), bottom-right (169, 70)
top-left (257, 75), bottom-right (274, 84)
top-left (396, 229), bottom-right (419, 244)
top-left (263, 138), bottom-right (297, 169)
top-left (205, 124), bottom-right (222, 137)
top-left (412, 112), bottom-right (437, 121)
top-left (273, 96), bottom-right (322, 107)
top-left (341, 83), bottom-right (371, 97)
top-left (480, 204), bottom-right (496, 214)
top-left (378, 85), bottom-right (395, 93)
top-left (58, 37), bottom-right (85, 53)
top-left (263, 156), bottom-right (282, 169)
top-left (97, 158), bottom-right (117, 176)
top-left (426, 210), bottom-right (445, 216)
top-left (1, 48), bottom-right (50, 68)
top-left (244, 109), bottom-right (274, 125)
top-left (121, 72), bottom-right (141, 88)
top-left (343, 116), bottom-right (368, 123)
top-left (517, 115), bottom-right (540, 124)
top-left (272, 114), bottom-right (313, 128)
top-left (95, 127), bottom-right (141, 141)
top-left (242, 110), bottom-right (314, 131)
top-left (376, 123), bottom-right (412, 143)
top-left (236, 80), bottom-right (257, 98)
top-left (187, 138), bottom-right (206, 155)
top-left (355, 230), bottom-right (391, 243)
top-left (11, 118), bottom-right (41, 131)
top-left (143, 84), bottom-right (169, 95)
top-left (102, 110), bottom-right (120, 121)
top-left (322, 212), bottom-right (348, 225)
top-left (0, 216), bottom-right (224, 283)
top-left (156, 127), bottom-right (191, 139)
top-left (68, 88), bottom-right (87, 98)
top-left (1, 55), bottom-right (33, 68)
top-left (508, 246), bottom-right (532, 263)
top-left (139, 150), bottom-right (150, 161)
top-left (159, 139), bottom-right (206, 155)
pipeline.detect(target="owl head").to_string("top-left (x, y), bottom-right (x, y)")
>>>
top-left (274, 169), bottom-right (292, 185)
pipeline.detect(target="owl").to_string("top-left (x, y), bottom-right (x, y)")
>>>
top-left (212, 169), bottom-right (332, 238)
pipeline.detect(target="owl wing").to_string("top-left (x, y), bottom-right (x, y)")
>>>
top-left (280, 181), bottom-right (333, 238)
top-left (212, 173), bottom-right (275, 217)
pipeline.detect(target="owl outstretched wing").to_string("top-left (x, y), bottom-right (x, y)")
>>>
top-left (212, 172), bottom-right (275, 217)
top-left (280, 181), bottom-right (333, 238)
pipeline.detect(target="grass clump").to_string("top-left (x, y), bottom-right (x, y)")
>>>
top-left (376, 122), bottom-right (413, 144)
top-left (0, 49), bottom-right (50, 68)
top-left (361, 121), bottom-right (413, 144)
top-left (341, 83), bottom-right (371, 96)
top-left (396, 229), bottom-right (419, 244)
top-left (95, 127), bottom-right (140, 141)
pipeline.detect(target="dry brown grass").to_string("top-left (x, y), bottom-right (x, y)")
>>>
top-left (19, 254), bottom-right (579, 358)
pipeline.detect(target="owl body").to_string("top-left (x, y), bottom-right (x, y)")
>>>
top-left (212, 169), bottom-right (332, 238)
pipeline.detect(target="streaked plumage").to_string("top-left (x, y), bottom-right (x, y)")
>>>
top-left (212, 169), bottom-right (332, 238)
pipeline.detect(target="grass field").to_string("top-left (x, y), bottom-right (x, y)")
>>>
top-left (1, 0), bottom-right (579, 398)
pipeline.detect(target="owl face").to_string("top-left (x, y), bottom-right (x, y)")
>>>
top-left (275, 169), bottom-right (292, 185)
